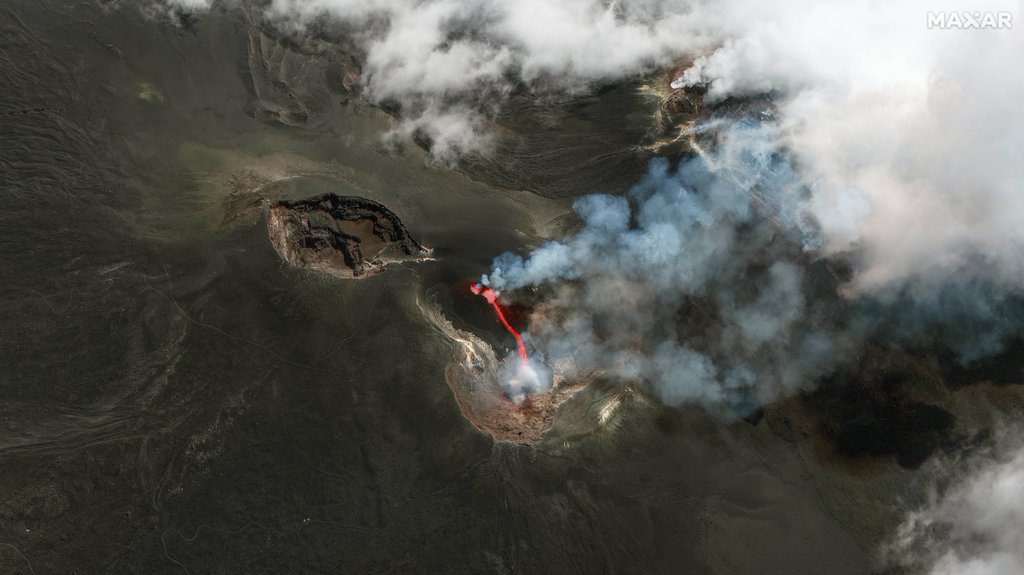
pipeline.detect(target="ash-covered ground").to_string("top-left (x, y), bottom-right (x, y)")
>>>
top-left (1, 2), bottom-right (1022, 574)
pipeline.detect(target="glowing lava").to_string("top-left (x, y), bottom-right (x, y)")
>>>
top-left (471, 283), bottom-right (529, 367)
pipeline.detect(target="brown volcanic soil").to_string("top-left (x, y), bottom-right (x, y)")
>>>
top-left (643, 63), bottom-right (776, 157)
top-left (420, 299), bottom-right (596, 444)
top-left (446, 350), bottom-right (593, 445)
top-left (268, 193), bottom-right (431, 279)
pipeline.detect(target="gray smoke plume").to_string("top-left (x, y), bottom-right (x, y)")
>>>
top-left (481, 114), bottom-right (1024, 412)
top-left (482, 122), bottom-right (854, 414)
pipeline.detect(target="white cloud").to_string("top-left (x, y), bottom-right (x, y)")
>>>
top-left (893, 437), bottom-right (1024, 575)
top-left (265, 0), bottom-right (709, 92)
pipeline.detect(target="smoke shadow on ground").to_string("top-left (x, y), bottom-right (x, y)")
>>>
top-left (802, 354), bottom-right (961, 470)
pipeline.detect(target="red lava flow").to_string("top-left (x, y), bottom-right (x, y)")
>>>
top-left (471, 283), bottom-right (529, 367)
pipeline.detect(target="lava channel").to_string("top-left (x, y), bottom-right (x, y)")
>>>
top-left (471, 283), bottom-right (529, 367)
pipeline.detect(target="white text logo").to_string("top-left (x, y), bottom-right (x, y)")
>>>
top-left (927, 11), bottom-right (1013, 29)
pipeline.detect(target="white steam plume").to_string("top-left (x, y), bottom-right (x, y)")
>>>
top-left (258, 0), bottom-right (712, 159)
top-left (692, 0), bottom-right (1024, 294)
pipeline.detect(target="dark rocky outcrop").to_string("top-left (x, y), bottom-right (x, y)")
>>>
top-left (268, 193), bottom-right (430, 279)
